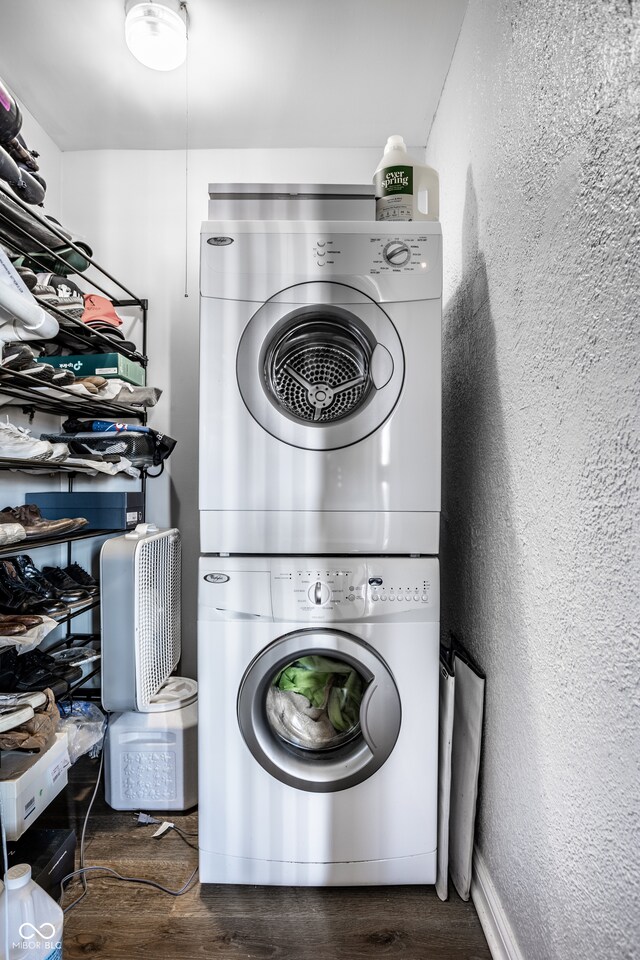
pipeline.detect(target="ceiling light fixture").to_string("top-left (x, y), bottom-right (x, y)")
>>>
top-left (124, 0), bottom-right (187, 72)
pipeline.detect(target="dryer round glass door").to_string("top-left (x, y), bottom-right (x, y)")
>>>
top-left (236, 282), bottom-right (404, 450)
top-left (237, 629), bottom-right (402, 792)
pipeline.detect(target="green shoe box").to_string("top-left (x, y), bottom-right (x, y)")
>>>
top-left (38, 353), bottom-right (145, 385)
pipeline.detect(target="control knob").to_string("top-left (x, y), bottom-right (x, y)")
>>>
top-left (383, 241), bottom-right (411, 266)
top-left (309, 581), bottom-right (331, 605)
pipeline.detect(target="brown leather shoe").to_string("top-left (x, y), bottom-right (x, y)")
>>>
top-left (0, 614), bottom-right (44, 628)
top-left (0, 504), bottom-right (87, 537)
top-left (0, 615), bottom-right (27, 635)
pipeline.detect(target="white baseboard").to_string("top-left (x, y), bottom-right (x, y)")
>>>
top-left (471, 848), bottom-right (524, 960)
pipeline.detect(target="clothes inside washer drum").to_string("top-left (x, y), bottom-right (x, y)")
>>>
top-left (266, 687), bottom-right (339, 748)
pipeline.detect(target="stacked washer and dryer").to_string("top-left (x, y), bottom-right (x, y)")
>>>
top-left (197, 184), bottom-right (442, 885)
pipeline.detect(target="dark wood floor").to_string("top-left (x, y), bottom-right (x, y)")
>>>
top-left (43, 757), bottom-right (491, 960)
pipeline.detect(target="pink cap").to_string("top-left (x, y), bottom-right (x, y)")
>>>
top-left (82, 293), bottom-right (122, 327)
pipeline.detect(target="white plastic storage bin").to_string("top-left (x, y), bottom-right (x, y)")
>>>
top-left (105, 677), bottom-right (197, 811)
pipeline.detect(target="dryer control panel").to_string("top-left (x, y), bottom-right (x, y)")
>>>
top-left (270, 557), bottom-right (439, 623)
top-left (200, 220), bottom-right (442, 304)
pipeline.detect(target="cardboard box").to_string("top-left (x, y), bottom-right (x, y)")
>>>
top-left (26, 491), bottom-right (144, 530)
top-left (37, 353), bottom-right (145, 385)
top-left (0, 733), bottom-right (70, 840)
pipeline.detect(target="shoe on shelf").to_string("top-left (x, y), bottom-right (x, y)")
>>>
top-left (0, 560), bottom-right (68, 616)
top-left (63, 562), bottom-right (99, 595)
top-left (13, 659), bottom-right (72, 697)
top-left (11, 649), bottom-right (83, 697)
top-left (32, 283), bottom-right (85, 321)
top-left (1, 343), bottom-right (38, 368)
top-left (0, 504), bottom-right (87, 537)
top-left (14, 265), bottom-right (38, 290)
top-left (0, 345), bottom-right (56, 381)
top-left (0, 648), bottom-right (19, 691)
top-left (0, 612), bottom-right (44, 629)
top-left (41, 566), bottom-right (93, 601)
top-left (0, 421), bottom-right (56, 462)
top-left (0, 615), bottom-right (27, 636)
top-left (43, 443), bottom-right (70, 463)
top-left (0, 704), bottom-right (35, 734)
top-left (10, 555), bottom-right (89, 604)
top-left (0, 522), bottom-right (27, 546)
top-left (51, 369), bottom-right (76, 387)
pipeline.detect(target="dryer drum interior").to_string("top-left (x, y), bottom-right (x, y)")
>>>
top-left (264, 313), bottom-right (375, 424)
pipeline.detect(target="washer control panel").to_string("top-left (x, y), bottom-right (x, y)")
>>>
top-left (271, 558), bottom-right (438, 622)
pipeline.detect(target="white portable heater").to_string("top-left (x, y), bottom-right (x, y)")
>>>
top-left (101, 524), bottom-right (197, 811)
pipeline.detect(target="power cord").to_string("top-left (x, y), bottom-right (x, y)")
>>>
top-left (62, 754), bottom-right (199, 913)
top-left (62, 724), bottom-right (107, 914)
top-left (134, 811), bottom-right (198, 849)
top-left (61, 863), bottom-right (198, 902)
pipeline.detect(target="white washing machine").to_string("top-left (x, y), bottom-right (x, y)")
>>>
top-left (198, 220), bottom-right (442, 555)
top-left (198, 555), bottom-right (439, 885)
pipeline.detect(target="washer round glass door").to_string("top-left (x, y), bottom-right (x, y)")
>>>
top-left (237, 629), bottom-right (402, 792)
top-left (236, 282), bottom-right (404, 450)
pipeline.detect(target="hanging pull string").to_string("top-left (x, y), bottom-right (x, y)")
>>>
top-left (183, 1), bottom-right (190, 299)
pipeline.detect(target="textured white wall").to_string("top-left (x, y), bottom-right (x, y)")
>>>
top-left (61, 147), bottom-right (382, 677)
top-left (426, 2), bottom-right (639, 958)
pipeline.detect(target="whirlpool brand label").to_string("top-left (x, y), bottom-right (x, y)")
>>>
top-left (204, 573), bottom-right (230, 583)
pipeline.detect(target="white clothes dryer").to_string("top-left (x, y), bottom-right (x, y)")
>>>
top-left (198, 555), bottom-right (439, 886)
top-left (199, 220), bottom-right (442, 555)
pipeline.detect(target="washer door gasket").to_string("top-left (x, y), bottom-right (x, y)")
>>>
top-left (237, 283), bottom-right (404, 451)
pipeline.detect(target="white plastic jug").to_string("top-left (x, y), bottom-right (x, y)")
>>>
top-left (373, 135), bottom-right (439, 222)
top-left (0, 864), bottom-right (64, 959)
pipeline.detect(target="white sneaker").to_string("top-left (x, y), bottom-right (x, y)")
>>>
top-left (0, 420), bottom-right (55, 461)
top-left (47, 443), bottom-right (70, 462)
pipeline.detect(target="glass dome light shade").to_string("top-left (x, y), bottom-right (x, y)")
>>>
top-left (125, 0), bottom-right (187, 71)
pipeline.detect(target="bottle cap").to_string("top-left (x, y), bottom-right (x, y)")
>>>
top-left (5, 863), bottom-right (32, 889)
top-left (385, 135), bottom-right (406, 154)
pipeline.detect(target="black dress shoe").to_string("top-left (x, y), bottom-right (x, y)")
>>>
top-left (41, 566), bottom-right (92, 601)
top-left (18, 649), bottom-right (83, 685)
top-left (11, 554), bottom-right (88, 604)
top-left (0, 560), bottom-right (68, 616)
top-left (63, 562), bottom-right (99, 595)
top-left (0, 647), bottom-right (19, 691)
